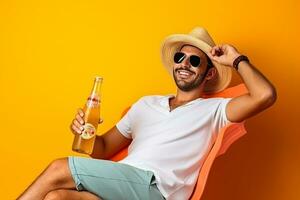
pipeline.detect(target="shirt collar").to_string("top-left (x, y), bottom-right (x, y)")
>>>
top-left (159, 94), bottom-right (203, 109)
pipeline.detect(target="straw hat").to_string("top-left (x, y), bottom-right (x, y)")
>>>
top-left (161, 27), bottom-right (232, 94)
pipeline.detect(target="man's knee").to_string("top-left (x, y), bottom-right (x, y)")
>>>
top-left (48, 157), bottom-right (68, 172)
top-left (46, 157), bottom-right (73, 186)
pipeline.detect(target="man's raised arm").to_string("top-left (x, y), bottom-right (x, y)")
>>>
top-left (208, 44), bottom-right (277, 123)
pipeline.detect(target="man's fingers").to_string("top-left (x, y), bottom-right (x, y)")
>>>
top-left (215, 46), bottom-right (223, 56)
top-left (77, 108), bottom-right (84, 117)
top-left (220, 45), bottom-right (227, 52)
top-left (212, 46), bottom-right (220, 56)
top-left (71, 124), bottom-right (82, 135)
top-left (73, 119), bottom-right (84, 131)
top-left (70, 108), bottom-right (86, 135)
top-left (75, 114), bottom-right (85, 125)
top-left (211, 45), bottom-right (224, 56)
top-left (211, 47), bottom-right (216, 56)
top-left (208, 51), bottom-right (222, 64)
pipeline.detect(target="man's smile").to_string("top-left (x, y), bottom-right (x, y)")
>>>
top-left (176, 69), bottom-right (194, 79)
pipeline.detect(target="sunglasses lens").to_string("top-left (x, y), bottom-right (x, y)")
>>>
top-left (190, 56), bottom-right (201, 67)
top-left (174, 52), bottom-right (185, 63)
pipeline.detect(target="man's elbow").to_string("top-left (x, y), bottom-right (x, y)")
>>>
top-left (259, 86), bottom-right (277, 108)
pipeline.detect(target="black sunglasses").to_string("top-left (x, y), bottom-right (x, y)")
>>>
top-left (173, 52), bottom-right (201, 67)
top-left (173, 52), bottom-right (213, 68)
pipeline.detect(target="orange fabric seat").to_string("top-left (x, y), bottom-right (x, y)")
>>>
top-left (109, 83), bottom-right (249, 200)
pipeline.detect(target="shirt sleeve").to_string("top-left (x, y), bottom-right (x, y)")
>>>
top-left (212, 97), bottom-right (233, 134)
top-left (115, 99), bottom-right (141, 139)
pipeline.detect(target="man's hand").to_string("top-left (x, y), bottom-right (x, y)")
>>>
top-left (70, 108), bottom-right (103, 136)
top-left (207, 44), bottom-right (241, 67)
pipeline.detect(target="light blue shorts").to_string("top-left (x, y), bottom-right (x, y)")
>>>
top-left (68, 156), bottom-right (165, 200)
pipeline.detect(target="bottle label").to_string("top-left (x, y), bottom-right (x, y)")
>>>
top-left (86, 95), bottom-right (100, 108)
top-left (81, 123), bottom-right (96, 140)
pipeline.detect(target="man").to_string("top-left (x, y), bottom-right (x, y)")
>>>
top-left (17, 27), bottom-right (277, 200)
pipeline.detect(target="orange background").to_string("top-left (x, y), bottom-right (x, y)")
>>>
top-left (0, 0), bottom-right (299, 199)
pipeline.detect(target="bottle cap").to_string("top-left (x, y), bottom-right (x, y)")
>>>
top-left (95, 76), bottom-right (103, 81)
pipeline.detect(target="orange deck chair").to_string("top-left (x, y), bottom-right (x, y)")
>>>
top-left (109, 83), bottom-right (249, 200)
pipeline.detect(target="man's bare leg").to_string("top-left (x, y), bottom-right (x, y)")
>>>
top-left (17, 157), bottom-right (79, 200)
top-left (43, 189), bottom-right (101, 200)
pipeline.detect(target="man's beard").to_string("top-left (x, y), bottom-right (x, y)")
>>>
top-left (173, 69), bottom-right (206, 92)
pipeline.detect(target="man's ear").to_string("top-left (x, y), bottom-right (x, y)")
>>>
top-left (205, 67), bottom-right (217, 81)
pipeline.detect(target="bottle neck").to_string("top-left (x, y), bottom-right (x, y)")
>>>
top-left (86, 78), bottom-right (103, 108)
top-left (90, 79), bottom-right (102, 99)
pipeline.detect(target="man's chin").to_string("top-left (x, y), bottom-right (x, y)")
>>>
top-left (176, 82), bottom-right (194, 91)
top-left (175, 78), bottom-right (204, 91)
top-left (176, 79), bottom-right (193, 86)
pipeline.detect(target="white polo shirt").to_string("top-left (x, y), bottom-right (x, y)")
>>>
top-left (116, 95), bottom-right (232, 200)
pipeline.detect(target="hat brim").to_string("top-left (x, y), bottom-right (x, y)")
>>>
top-left (161, 34), bottom-right (232, 94)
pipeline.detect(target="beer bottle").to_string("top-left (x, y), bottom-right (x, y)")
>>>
top-left (72, 76), bottom-right (103, 155)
